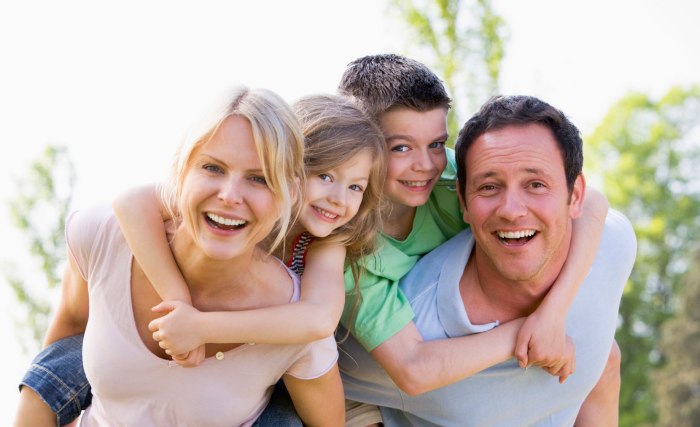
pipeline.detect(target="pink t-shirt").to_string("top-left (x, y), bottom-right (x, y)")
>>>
top-left (68, 206), bottom-right (338, 427)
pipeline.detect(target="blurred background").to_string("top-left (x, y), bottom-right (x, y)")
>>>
top-left (2, 1), bottom-right (698, 425)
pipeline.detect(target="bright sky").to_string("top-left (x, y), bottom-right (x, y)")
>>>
top-left (1, 0), bottom-right (698, 423)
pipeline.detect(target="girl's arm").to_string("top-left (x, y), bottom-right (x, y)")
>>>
top-left (283, 365), bottom-right (345, 427)
top-left (149, 241), bottom-right (346, 354)
top-left (112, 184), bottom-right (192, 304)
top-left (513, 187), bottom-right (609, 375)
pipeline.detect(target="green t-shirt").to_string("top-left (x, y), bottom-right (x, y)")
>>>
top-left (341, 148), bottom-right (468, 351)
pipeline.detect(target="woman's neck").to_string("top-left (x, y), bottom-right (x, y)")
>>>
top-left (381, 202), bottom-right (417, 241)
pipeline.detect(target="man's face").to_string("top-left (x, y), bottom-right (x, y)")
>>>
top-left (379, 107), bottom-right (449, 208)
top-left (460, 123), bottom-right (584, 284)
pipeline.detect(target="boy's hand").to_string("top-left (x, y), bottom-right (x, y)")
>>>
top-left (514, 308), bottom-right (572, 375)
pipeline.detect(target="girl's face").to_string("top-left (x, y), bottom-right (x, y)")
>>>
top-left (299, 149), bottom-right (373, 238)
top-left (179, 115), bottom-right (280, 260)
top-left (380, 107), bottom-right (449, 208)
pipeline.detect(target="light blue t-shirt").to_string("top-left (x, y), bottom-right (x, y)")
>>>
top-left (338, 209), bottom-right (637, 427)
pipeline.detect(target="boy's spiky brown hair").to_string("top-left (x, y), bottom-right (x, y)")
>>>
top-left (338, 53), bottom-right (451, 121)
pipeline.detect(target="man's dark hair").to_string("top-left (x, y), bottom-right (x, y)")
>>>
top-left (455, 95), bottom-right (583, 196)
top-left (338, 53), bottom-right (451, 121)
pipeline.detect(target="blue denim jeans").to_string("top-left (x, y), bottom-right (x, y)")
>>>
top-left (19, 334), bottom-right (91, 427)
top-left (20, 334), bottom-right (303, 426)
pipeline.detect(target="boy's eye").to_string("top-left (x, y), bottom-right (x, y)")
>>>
top-left (349, 184), bottom-right (364, 192)
top-left (318, 173), bottom-right (333, 182)
top-left (429, 141), bottom-right (446, 149)
top-left (391, 145), bottom-right (410, 153)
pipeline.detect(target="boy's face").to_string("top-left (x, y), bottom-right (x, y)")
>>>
top-left (379, 107), bottom-right (449, 208)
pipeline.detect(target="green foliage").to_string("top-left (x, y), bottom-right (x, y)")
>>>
top-left (389, 0), bottom-right (507, 144)
top-left (654, 248), bottom-right (700, 426)
top-left (586, 85), bottom-right (700, 426)
top-left (3, 145), bottom-right (75, 353)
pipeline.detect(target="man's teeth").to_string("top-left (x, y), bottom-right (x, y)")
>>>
top-left (497, 230), bottom-right (535, 239)
top-left (401, 180), bottom-right (429, 187)
top-left (207, 213), bottom-right (246, 226)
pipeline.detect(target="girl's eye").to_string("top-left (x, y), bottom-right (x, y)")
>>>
top-left (349, 184), bottom-right (364, 192)
top-left (203, 163), bottom-right (223, 173)
top-left (318, 173), bottom-right (333, 182)
top-left (429, 141), bottom-right (446, 149)
top-left (391, 145), bottom-right (410, 153)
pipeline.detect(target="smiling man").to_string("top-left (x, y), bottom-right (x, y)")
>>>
top-left (338, 95), bottom-right (637, 426)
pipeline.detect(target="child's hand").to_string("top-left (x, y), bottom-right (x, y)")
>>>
top-left (149, 300), bottom-right (205, 363)
top-left (514, 308), bottom-right (568, 370)
top-left (540, 336), bottom-right (576, 384)
top-left (171, 345), bottom-right (206, 368)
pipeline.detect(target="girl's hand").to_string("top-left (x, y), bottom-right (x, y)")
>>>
top-left (540, 336), bottom-right (576, 384)
top-left (149, 300), bottom-right (206, 365)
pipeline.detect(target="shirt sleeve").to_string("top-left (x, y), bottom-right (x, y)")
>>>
top-left (285, 335), bottom-right (339, 380)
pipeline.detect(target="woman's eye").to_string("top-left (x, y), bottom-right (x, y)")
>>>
top-left (318, 173), bottom-right (332, 182)
top-left (203, 164), bottom-right (223, 173)
top-left (349, 184), bottom-right (364, 192)
top-left (250, 175), bottom-right (267, 185)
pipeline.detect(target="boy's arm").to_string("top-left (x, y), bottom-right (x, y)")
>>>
top-left (149, 241), bottom-right (346, 353)
top-left (112, 184), bottom-right (192, 304)
top-left (283, 365), bottom-right (345, 427)
top-left (514, 187), bottom-right (609, 373)
top-left (370, 318), bottom-right (525, 396)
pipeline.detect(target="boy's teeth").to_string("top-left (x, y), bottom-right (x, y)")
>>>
top-left (497, 230), bottom-right (535, 239)
top-left (207, 213), bottom-right (246, 226)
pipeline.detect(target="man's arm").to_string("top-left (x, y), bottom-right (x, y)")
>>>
top-left (370, 318), bottom-right (524, 396)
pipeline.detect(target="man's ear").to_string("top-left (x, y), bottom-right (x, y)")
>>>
top-left (569, 174), bottom-right (586, 219)
top-left (456, 179), bottom-right (470, 224)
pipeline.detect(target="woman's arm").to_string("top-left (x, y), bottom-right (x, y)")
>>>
top-left (112, 184), bottom-right (192, 304)
top-left (283, 365), bottom-right (345, 427)
top-left (149, 242), bottom-right (346, 354)
top-left (370, 318), bottom-right (526, 396)
top-left (513, 186), bottom-right (609, 375)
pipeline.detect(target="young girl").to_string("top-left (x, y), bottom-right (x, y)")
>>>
top-left (119, 93), bottom-right (388, 363)
top-left (14, 87), bottom-right (345, 427)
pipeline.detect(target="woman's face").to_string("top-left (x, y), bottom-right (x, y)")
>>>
top-left (299, 149), bottom-right (373, 238)
top-left (179, 115), bottom-right (280, 260)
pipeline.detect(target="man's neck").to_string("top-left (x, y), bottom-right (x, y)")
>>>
top-left (459, 252), bottom-right (556, 325)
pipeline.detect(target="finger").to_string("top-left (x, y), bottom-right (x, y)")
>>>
top-left (152, 331), bottom-right (160, 341)
top-left (148, 319), bottom-right (160, 332)
top-left (152, 301), bottom-right (175, 313)
top-left (514, 336), bottom-right (530, 368)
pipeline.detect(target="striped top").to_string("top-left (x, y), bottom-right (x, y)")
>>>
top-left (287, 232), bottom-right (314, 276)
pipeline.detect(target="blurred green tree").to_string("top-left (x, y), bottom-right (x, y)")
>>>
top-left (586, 85), bottom-right (700, 426)
top-left (389, 0), bottom-right (507, 143)
top-left (3, 145), bottom-right (75, 353)
top-left (653, 248), bottom-right (700, 427)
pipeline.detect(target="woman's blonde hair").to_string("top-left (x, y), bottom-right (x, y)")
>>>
top-left (293, 94), bottom-right (387, 338)
top-left (162, 87), bottom-right (304, 250)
